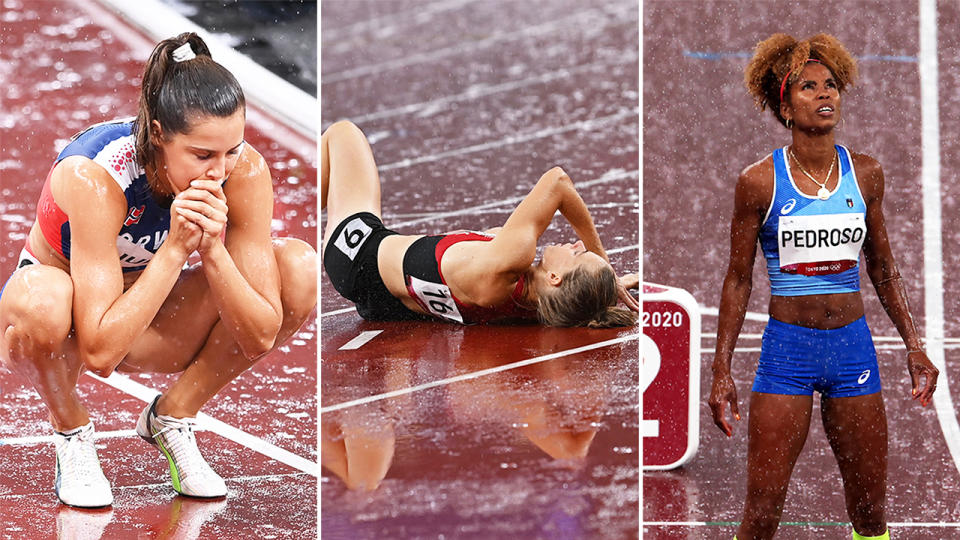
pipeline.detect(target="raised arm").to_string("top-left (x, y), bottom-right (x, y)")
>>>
top-left (709, 161), bottom-right (770, 436)
top-left (177, 145), bottom-right (282, 359)
top-left (485, 167), bottom-right (608, 275)
top-left (60, 157), bottom-right (201, 376)
top-left (857, 154), bottom-right (938, 407)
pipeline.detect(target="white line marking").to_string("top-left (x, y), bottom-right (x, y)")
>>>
top-left (346, 60), bottom-right (635, 125)
top-left (378, 109), bottom-right (638, 172)
top-left (607, 244), bottom-right (639, 255)
top-left (321, 306), bottom-right (358, 318)
top-left (322, 5), bottom-right (633, 84)
top-left (0, 430), bottom-right (138, 446)
top-left (642, 522), bottom-right (960, 528)
top-left (0, 472), bottom-right (308, 498)
top-left (389, 169), bottom-right (637, 229)
top-left (338, 330), bottom-right (384, 350)
top-left (86, 372), bottom-right (318, 476)
top-left (701, 332), bottom-right (960, 344)
top-left (698, 306), bottom-right (769, 323)
top-left (321, 334), bottom-right (638, 413)
top-left (919, 0), bottom-right (960, 477)
top-left (322, 0), bottom-right (476, 43)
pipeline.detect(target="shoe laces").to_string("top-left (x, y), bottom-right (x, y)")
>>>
top-left (152, 416), bottom-right (210, 478)
top-left (58, 426), bottom-right (101, 485)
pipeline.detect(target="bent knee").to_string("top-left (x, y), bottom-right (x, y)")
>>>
top-left (273, 238), bottom-right (318, 316)
top-left (323, 120), bottom-right (364, 141)
top-left (3, 266), bottom-right (73, 349)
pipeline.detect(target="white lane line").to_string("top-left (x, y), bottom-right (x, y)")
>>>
top-left (322, 5), bottom-right (633, 84)
top-left (378, 109), bottom-right (638, 172)
top-left (608, 244), bottom-right (639, 255)
top-left (701, 332), bottom-right (960, 344)
top-left (345, 60), bottom-right (635, 125)
top-left (85, 372), bottom-right (318, 476)
top-left (698, 306), bottom-right (769, 323)
top-left (321, 334), bottom-right (638, 413)
top-left (0, 472), bottom-right (308, 498)
top-left (338, 330), bottom-right (384, 350)
top-left (322, 0), bottom-right (476, 43)
top-left (0, 429), bottom-right (138, 446)
top-left (321, 306), bottom-right (358, 318)
top-left (919, 0), bottom-right (960, 477)
top-left (389, 169), bottom-right (637, 229)
top-left (643, 522), bottom-right (960, 528)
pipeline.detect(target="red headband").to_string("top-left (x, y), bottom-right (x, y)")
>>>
top-left (779, 58), bottom-right (823, 102)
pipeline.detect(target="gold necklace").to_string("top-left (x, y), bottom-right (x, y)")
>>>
top-left (789, 147), bottom-right (836, 200)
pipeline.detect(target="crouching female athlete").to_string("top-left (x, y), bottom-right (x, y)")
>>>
top-left (708, 34), bottom-right (939, 540)
top-left (321, 120), bottom-right (638, 327)
top-left (0, 33), bottom-right (317, 507)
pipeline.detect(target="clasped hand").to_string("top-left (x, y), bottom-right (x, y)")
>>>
top-left (168, 179), bottom-right (228, 258)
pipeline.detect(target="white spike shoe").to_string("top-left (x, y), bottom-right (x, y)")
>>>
top-left (136, 396), bottom-right (227, 498)
top-left (53, 422), bottom-right (114, 508)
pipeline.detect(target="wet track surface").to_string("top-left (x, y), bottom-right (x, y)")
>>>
top-left (321, 0), bottom-right (639, 538)
top-left (0, 1), bottom-right (317, 537)
top-left (643, 1), bottom-right (960, 538)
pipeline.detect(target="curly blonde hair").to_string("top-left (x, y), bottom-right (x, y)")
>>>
top-left (744, 33), bottom-right (858, 127)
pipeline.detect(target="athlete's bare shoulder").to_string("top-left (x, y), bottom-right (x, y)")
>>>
top-left (230, 142), bottom-right (269, 182)
top-left (849, 151), bottom-right (884, 200)
top-left (735, 153), bottom-right (775, 211)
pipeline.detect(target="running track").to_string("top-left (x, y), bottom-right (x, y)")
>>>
top-left (321, 1), bottom-right (640, 538)
top-left (0, 1), bottom-right (317, 537)
top-left (643, 1), bottom-right (960, 538)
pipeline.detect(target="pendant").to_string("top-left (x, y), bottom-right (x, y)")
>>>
top-left (817, 186), bottom-right (830, 200)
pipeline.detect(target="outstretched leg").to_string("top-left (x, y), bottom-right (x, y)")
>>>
top-left (821, 392), bottom-right (888, 537)
top-left (321, 120), bottom-right (384, 250)
top-left (737, 392), bottom-right (813, 540)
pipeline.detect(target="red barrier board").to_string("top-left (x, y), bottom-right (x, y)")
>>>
top-left (642, 283), bottom-right (700, 470)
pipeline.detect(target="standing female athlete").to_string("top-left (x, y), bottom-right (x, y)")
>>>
top-left (708, 34), bottom-right (939, 540)
top-left (0, 33), bottom-right (317, 507)
top-left (322, 120), bottom-right (638, 327)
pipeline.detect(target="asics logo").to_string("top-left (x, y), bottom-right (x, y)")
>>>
top-left (858, 370), bottom-right (871, 384)
top-left (781, 199), bottom-right (796, 215)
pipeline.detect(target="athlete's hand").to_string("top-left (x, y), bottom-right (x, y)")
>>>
top-left (908, 350), bottom-right (938, 407)
top-left (616, 272), bottom-right (639, 312)
top-left (709, 371), bottom-right (741, 437)
top-left (172, 180), bottom-right (228, 255)
top-left (165, 197), bottom-right (203, 260)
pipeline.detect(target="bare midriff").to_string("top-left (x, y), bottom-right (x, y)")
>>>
top-left (769, 291), bottom-right (864, 329)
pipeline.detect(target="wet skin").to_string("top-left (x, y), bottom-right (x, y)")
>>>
top-left (708, 62), bottom-right (938, 539)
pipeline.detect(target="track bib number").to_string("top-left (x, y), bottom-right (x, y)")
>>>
top-left (407, 275), bottom-right (463, 324)
top-left (333, 217), bottom-right (374, 261)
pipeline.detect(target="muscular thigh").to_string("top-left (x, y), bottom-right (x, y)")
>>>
top-left (117, 263), bottom-right (220, 373)
top-left (322, 121), bottom-right (383, 250)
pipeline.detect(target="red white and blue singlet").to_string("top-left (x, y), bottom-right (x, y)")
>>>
top-left (758, 145), bottom-right (867, 296)
top-left (34, 119), bottom-right (170, 273)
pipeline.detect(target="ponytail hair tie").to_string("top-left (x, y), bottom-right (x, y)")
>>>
top-left (172, 42), bottom-right (196, 63)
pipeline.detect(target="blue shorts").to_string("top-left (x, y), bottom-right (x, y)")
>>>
top-left (752, 316), bottom-right (882, 398)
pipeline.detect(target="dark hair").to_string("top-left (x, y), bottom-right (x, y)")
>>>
top-left (744, 33), bottom-right (857, 127)
top-left (133, 32), bottom-right (246, 179)
top-left (537, 265), bottom-right (637, 328)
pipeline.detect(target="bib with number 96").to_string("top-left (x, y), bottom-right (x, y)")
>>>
top-left (407, 275), bottom-right (463, 324)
